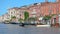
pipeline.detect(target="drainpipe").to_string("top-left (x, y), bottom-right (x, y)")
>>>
top-left (49, 5), bottom-right (52, 25)
top-left (56, 4), bottom-right (59, 24)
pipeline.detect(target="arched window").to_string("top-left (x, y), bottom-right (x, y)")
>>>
top-left (49, 5), bottom-right (52, 15)
top-left (32, 9), bottom-right (37, 14)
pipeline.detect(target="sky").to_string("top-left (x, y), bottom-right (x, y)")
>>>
top-left (0, 0), bottom-right (56, 16)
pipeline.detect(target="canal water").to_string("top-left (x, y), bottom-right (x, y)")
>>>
top-left (0, 24), bottom-right (60, 34)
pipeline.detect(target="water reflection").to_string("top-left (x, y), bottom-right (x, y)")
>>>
top-left (0, 24), bottom-right (60, 34)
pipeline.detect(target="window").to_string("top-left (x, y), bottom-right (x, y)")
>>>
top-left (14, 11), bottom-right (16, 14)
top-left (32, 15), bottom-right (36, 17)
top-left (11, 12), bottom-right (13, 14)
top-left (54, 18), bottom-right (56, 23)
top-left (49, 5), bottom-right (52, 15)
top-left (32, 11), bottom-right (37, 14)
top-left (32, 9), bottom-right (37, 14)
top-left (49, 5), bottom-right (52, 9)
top-left (7, 17), bottom-right (9, 19)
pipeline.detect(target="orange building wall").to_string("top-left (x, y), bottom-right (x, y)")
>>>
top-left (19, 2), bottom-right (60, 23)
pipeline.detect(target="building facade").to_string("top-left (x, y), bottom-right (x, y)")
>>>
top-left (0, 0), bottom-right (60, 24)
top-left (0, 13), bottom-right (10, 22)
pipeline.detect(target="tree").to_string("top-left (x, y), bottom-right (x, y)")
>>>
top-left (4, 20), bottom-right (10, 24)
top-left (43, 14), bottom-right (57, 24)
top-left (10, 16), bottom-right (16, 21)
top-left (24, 11), bottom-right (29, 20)
top-left (18, 18), bottom-right (24, 23)
top-left (28, 17), bottom-right (37, 24)
top-left (51, 14), bottom-right (56, 16)
top-left (43, 15), bottom-right (52, 24)
top-left (11, 16), bottom-right (16, 19)
top-left (43, 15), bottom-right (52, 20)
top-left (28, 17), bottom-right (37, 21)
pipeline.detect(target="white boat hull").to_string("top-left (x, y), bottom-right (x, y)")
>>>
top-left (36, 25), bottom-right (50, 27)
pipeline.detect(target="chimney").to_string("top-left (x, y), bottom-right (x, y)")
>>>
top-left (45, 0), bottom-right (48, 2)
top-left (56, 0), bottom-right (60, 2)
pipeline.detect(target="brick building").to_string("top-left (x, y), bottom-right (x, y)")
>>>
top-left (24, 0), bottom-right (60, 24)
top-left (7, 0), bottom-right (60, 24)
